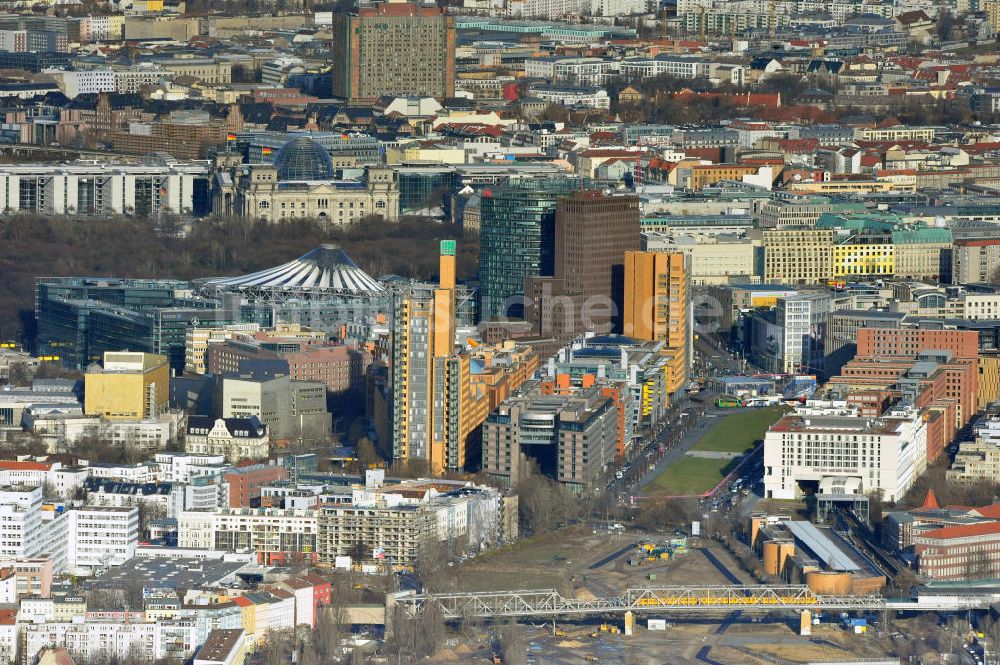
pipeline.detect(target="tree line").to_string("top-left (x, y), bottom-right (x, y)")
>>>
top-left (0, 214), bottom-right (479, 345)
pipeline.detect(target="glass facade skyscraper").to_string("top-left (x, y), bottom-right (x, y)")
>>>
top-left (478, 177), bottom-right (579, 321)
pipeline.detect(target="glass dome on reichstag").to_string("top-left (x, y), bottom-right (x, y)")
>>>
top-left (273, 137), bottom-right (334, 181)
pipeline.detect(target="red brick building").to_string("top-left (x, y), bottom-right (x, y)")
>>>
top-left (224, 463), bottom-right (287, 508)
top-left (856, 328), bottom-right (979, 360)
top-left (208, 341), bottom-right (371, 394)
top-left (914, 522), bottom-right (1000, 581)
top-left (828, 344), bottom-right (974, 463)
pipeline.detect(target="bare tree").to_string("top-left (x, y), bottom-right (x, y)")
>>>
top-left (516, 474), bottom-right (583, 535)
top-left (499, 621), bottom-right (527, 665)
top-left (5, 362), bottom-right (33, 386)
top-left (635, 498), bottom-right (695, 532)
top-left (964, 547), bottom-right (992, 581)
top-left (415, 537), bottom-right (451, 593)
top-left (137, 501), bottom-right (167, 537)
top-left (388, 602), bottom-right (445, 663)
top-left (260, 628), bottom-right (296, 665)
top-left (313, 603), bottom-right (345, 662)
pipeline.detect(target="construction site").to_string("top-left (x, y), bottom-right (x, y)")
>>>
top-left (407, 522), bottom-right (998, 665)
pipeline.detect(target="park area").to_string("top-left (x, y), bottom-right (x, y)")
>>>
top-left (691, 405), bottom-right (788, 453)
top-left (649, 406), bottom-right (787, 496)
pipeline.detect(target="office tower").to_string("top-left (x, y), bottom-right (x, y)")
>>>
top-left (478, 178), bottom-right (579, 321)
top-left (393, 241), bottom-right (479, 473)
top-left (526, 191), bottom-right (640, 337)
top-left (748, 292), bottom-right (832, 375)
top-left (622, 252), bottom-right (690, 397)
top-left (84, 351), bottom-right (170, 421)
top-left (331, 0), bottom-right (456, 103)
top-left (553, 191), bottom-right (640, 295)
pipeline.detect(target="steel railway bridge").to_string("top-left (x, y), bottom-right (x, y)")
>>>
top-left (393, 585), bottom-right (995, 620)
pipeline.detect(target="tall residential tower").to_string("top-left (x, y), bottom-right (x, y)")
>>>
top-left (392, 241), bottom-right (487, 473)
top-left (331, 0), bottom-right (456, 103)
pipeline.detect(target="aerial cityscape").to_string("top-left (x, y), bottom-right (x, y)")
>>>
top-left (1, 0), bottom-right (1000, 663)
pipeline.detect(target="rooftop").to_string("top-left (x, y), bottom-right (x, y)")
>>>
top-left (91, 556), bottom-right (252, 590)
top-left (918, 521), bottom-right (1000, 542)
top-left (194, 629), bottom-right (245, 663)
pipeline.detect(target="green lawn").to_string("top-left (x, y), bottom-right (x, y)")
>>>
top-left (648, 406), bottom-right (788, 495)
top-left (691, 406), bottom-right (788, 453)
top-left (649, 456), bottom-right (735, 496)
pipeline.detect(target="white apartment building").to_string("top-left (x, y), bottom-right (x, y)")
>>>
top-left (620, 56), bottom-right (710, 81)
top-left (515, 0), bottom-right (584, 17)
top-left (251, 592), bottom-right (294, 635)
top-left (0, 162), bottom-right (207, 216)
top-left (113, 65), bottom-right (171, 93)
top-left (758, 197), bottom-right (836, 229)
top-left (855, 126), bottom-right (935, 142)
top-left (589, 0), bottom-right (646, 15)
top-left (67, 506), bottom-right (138, 575)
top-left (676, 0), bottom-right (895, 23)
top-left (552, 58), bottom-right (620, 86)
top-left (52, 467), bottom-right (87, 499)
top-left (153, 452), bottom-right (227, 484)
top-left (43, 68), bottom-right (116, 98)
top-left (643, 232), bottom-right (758, 285)
top-left (0, 486), bottom-right (43, 558)
top-left (105, 412), bottom-right (185, 454)
top-left (22, 620), bottom-right (199, 664)
top-left (947, 440), bottom-right (1000, 485)
top-left (0, 615), bottom-right (14, 665)
top-left (86, 462), bottom-right (156, 484)
top-left (0, 485), bottom-right (69, 571)
top-left (956, 293), bottom-right (1000, 320)
top-left (184, 475), bottom-right (228, 511)
top-left (176, 511), bottom-right (214, 549)
top-left (0, 461), bottom-right (59, 487)
top-left (177, 508), bottom-right (317, 559)
top-left (528, 85), bottom-right (610, 109)
top-left (41, 509), bottom-right (69, 573)
top-left (763, 405), bottom-right (926, 502)
top-left (85, 481), bottom-right (184, 518)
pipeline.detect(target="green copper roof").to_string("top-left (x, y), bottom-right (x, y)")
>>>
top-left (892, 227), bottom-right (952, 244)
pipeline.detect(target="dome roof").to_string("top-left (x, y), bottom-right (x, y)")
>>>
top-left (202, 244), bottom-right (386, 297)
top-left (273, 137), bottom-right (334, 181)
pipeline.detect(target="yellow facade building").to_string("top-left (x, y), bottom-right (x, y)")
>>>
top-left (988, 1), bottom-right (1000, 31)
top-left (832, 240), bottom-right (895, 278)
top-left (979, 354), bottom-right (1000, 409)
top-left (622, 251), bottom-right (689, 396)
top-left (84, 351), bottom-right (169, 421)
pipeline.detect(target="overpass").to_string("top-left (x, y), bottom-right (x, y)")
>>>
top-left (393, 585), bottom-right (996, 620)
